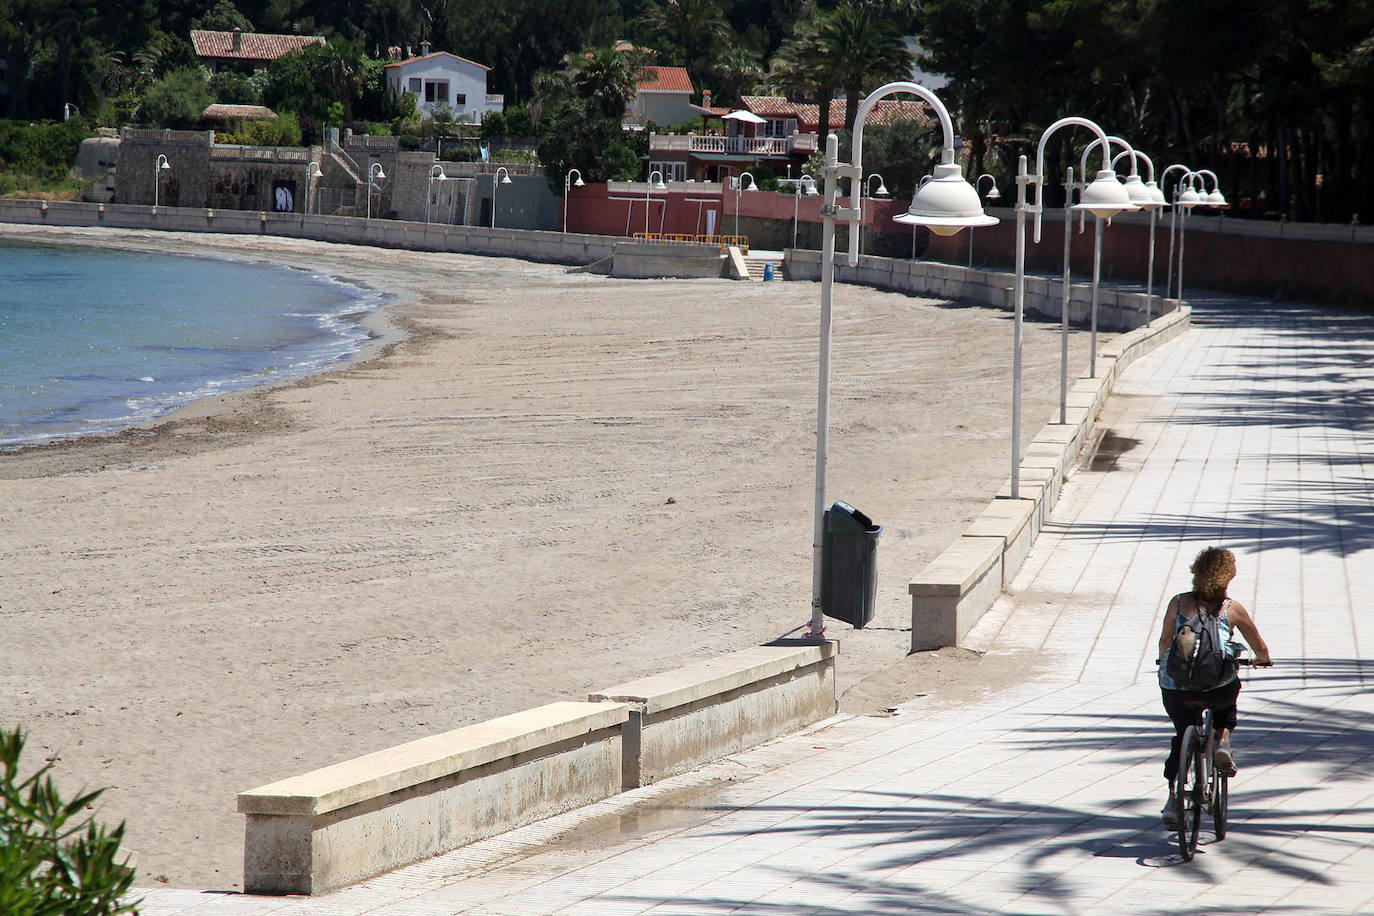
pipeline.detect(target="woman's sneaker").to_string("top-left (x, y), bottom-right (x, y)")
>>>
top-left (1215, 738), bottom-right (1237, 775)
top-left (1161, 798), bottom-right (1180, 830)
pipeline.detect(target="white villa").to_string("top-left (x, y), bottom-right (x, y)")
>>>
top-left (385, 45), bottom-right (504, 123)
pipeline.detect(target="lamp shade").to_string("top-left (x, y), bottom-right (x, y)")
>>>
top-left (1122, 173), bottom-right (1163, 211)
top-left (1145, 179), bottom-right (1168, 208)
top-left (892, 162), bottom-right (998, 236)
top-left (1073, 169), bottom-right (1137, 218)
top-left (1206, 189), bottom-right (1228, 208)
top-left (573, 175), bottom-right (585, 187)
top-left (1177, 186), bottom-right (1204, 207)
top-left (986, 186), bottom-right (1001, 200)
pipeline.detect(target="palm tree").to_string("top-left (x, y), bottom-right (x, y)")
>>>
top-left (643, 0), bottom-right (731, 83)
top-left (707, 45), bottom-right (763, 107)
top-left (570, 45), bottom-right (642, 122)
top-left (815, 2), bottom-right (911, 132)
top-left (769, 13), bottom-right (838, 142)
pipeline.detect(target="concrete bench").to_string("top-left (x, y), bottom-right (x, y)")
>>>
top-left (238, 700), bottom-right (630, 895)
top-left (590, 640), bottom-right (838, 788)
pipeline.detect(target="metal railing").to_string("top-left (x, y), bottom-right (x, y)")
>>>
top-left (648, 133), bottom-right (818, 157)
top-left (211, 145), bottom-right (310, 162)
top-left (633, 232), bottom-right (749, 253)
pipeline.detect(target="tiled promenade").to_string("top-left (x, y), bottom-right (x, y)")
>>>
top-left (137, 292), bottom-right (1374, 914)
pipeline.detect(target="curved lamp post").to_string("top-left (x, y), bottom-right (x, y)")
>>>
top-left (857, 173), bottom-right (888, 256)
top-left (491, 166), bottom-right (512, 228)
top-left (426, 164), bottom-right (448, 224)
top-left (153, 154), bottom-right (170, 208)
top-left (562, 168), bottom-right (584, 234)
top-left (733, 171), bottom-right (755, 237)
top-left (968, 173), bottom-right (1000, 267)
top-left (645, 169), bottom-right (666, 236)
top-left (1077, 135), bottom-right (1142, 380)
top-left (1111, 147), bottom-right (1168, 323)
top-left (1161, 164), bottom-right (1205, 301)
top-left (305, 160), bottom-right (322, 215)
top-left (366, 162), bottom-right (386, 222)
top-left (808, 80), bottom-right (996, 638)
top-left (1194, 168), bottom-right (1228, 208)
top-left (793, 174), bottom-right (818, 248)
top-left (1013, 118), bottom-right (1136, 497)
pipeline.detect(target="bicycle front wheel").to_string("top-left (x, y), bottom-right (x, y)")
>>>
top-left (1175, 725), bottom-right (1204, 860)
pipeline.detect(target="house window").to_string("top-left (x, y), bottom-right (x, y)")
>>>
top-left (424, 80), bottom-right (449, 104)
top-left (454, 93), bottom-right (466, 106)
top-left (764, 118), bottom-right (797, 138)
top-left (651, 161), bottom-right (686, 182)
top-left (408, 78), bottom-right (421, 93)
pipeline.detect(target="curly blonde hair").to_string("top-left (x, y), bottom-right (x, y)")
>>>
top-left (1191, 547), bottom-right (1237, 601)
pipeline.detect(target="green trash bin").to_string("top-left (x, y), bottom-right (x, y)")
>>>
top-left (821, 501), bottom-right (881, 628)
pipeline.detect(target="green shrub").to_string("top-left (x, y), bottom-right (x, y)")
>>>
top-left (0, 118), bottom-right (95, 186)
top-left (0, 727), bottom-right (139, 915)
top-left (139, 67), bottom-right (213, 129)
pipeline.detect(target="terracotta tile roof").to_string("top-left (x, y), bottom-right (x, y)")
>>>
top-left (191, 30), bottom-right (324, 62)
top-left (638, 66), bottom-right (693, 93)
top-left (740, 95), bottom-right (932, 133)
top-left (202, 103), bottom-right (278, 121)
top-left (383, 50), bottom-right (491, 71)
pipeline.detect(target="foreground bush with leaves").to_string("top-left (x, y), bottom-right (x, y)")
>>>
top-left (0, 727), bottom-right (139, 915)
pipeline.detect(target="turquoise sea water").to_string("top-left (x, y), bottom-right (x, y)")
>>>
top-left (0, 240), bottom-right (384, 449)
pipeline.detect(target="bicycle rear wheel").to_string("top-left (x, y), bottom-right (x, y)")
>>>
top-left (1175, 726), bottom-right (1204, 860)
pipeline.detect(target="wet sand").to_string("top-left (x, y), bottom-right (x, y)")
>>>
top-left (0, 225), bottom-right (1107, 888)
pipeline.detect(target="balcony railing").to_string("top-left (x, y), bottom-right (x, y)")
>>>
top-left (648, 132), bottom-right (819, 157)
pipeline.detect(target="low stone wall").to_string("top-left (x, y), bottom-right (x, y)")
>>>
top-left (909, 305), bottom-right (1192, 649)
top-left (590, 641), bottom-right (837, 788)
top-left (0, 199), bottom-right (615, 267)
top-left (238, 701), bottom-right (631, 895)
top-left (610, 240), bottom-right (729, 279)
top-left (237, 640), bottom-right (837, 895)
top-left (785, 249), bottom-right (1168, 331)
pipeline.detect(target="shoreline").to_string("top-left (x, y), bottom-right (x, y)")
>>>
top-left (0, 224), bottom-right (1108, 889)
top-left (0, 225), bottom-right (410, 455)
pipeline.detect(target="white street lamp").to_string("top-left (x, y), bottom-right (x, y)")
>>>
top-left (153, 154), bottom-right (170, 209)
top-left (1078, 135), bottom-right (1141, 380)
top-left (857, 173), bottom-right (888, 256)
top-left (1161, 164), bottom-right (1205, 301)
top-left (733, 171), bottom-right (755, 237)
top-left (366, 162), bottom-right (386, 222)
top-left (491, 166), bottom-right (512, 228)
top-left (426, 164), bottom-right (448, 224)
top-left (1194, 168), bottom-right (1229, 208)
top-left (645, 169), bottom-right (666, 237)
top-left (968, 173), bottom-right (1000, 267)
top-left (305, 160), bottom-right (322, 215)
top-left (563, 168), bottom-right (584, 234)
top-left (1111, 147), bottom-right (1168, 324)
top-left (1012, 118), bottom-right (1136, 498)
top-left (809, 80), bottom-right (996, 638)
top-left (793, 174), bottom-right (818, 248)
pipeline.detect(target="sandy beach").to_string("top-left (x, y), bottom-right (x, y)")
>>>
top-left (0, 225), bottom-right (1110, 889)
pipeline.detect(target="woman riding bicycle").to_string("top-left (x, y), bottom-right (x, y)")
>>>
top-left (1157, 547), bottom-right (1271, 829)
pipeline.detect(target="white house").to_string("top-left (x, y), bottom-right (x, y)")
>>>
top-left (627, 67), bottom-right (695, 128)
top-left (385, 46), bottom-right (504, 123)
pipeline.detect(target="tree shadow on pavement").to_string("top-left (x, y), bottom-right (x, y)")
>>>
top-left (594, 661), bottom-right (1374, 914)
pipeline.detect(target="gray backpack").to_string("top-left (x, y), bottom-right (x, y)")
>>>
top-left (1167, 599), bottom-right (1235, 689)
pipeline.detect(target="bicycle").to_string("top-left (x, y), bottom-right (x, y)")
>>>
top-left (1170, 649), bottom-right (1270, 861)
